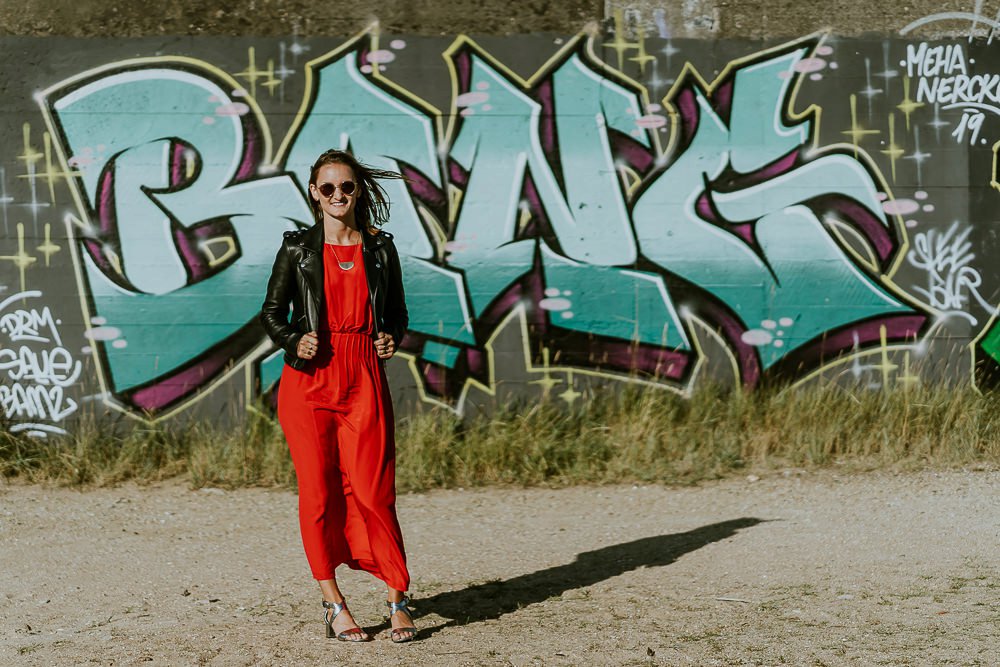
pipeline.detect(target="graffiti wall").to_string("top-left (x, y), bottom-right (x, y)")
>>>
top-left (2, 16), bottom-right (1000, 436)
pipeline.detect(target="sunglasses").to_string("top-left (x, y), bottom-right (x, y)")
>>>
top-left (316, 180), bottom-right (356, 197)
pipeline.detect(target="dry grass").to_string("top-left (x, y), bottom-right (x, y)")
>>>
top-left (2, 386), bottom-right (999, 491)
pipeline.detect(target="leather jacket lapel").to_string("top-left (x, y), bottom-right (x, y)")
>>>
top-left (361, 226), bottom-right (383, 336)
top-left (299, 223), bottom-right (325, 331)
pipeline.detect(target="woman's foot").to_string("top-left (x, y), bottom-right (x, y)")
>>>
top-left (323, 600), bottom-right (369, 642)
top-left (386, 597), bottom-right (418, 643)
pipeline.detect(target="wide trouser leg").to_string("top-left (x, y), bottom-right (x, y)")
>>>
top-left (335, 351), bottom-right (410, 592)
top-left (277, 369), bottom-right (348, 580)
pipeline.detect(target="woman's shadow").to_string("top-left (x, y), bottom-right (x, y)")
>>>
top-left (401, 517), bottom-right (762, 638)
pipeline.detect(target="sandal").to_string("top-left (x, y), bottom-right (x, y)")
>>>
top-left (386, 596), bottom-right (418, 643)
top-left (322, 600), bottom-right (368, 642)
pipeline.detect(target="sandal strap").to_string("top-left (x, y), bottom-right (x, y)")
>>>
top-left (322, 599), bottom-right (347, 619)
top-left (386, 596), bottom-right (411, 616)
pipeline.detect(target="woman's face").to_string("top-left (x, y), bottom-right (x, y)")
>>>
top-left (310, 162), bottom-right (359, 224)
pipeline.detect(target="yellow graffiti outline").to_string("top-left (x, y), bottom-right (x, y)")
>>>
top-left (969, 302), bottom-right (1000, 395)
top-left (37, 54), bottom-right (282, 424)
top-left (791, 317), bottom-right (956, 392)
top-left (653, 32), bottom-right (945, 387)
top-left (991, 140), bottom-right (1000, 192)
top-left (275, 23), bottom-right (446, 165)
top-left (388, 28), bottom-right (688, 410)
top-left (201, 236), bottom-right (238, 267)
top-left (398, 300), bottom-right (702, 415)
top-left (673, 40), bottom-right (935, 301)
top-left (441, 25), bottom-right (666, 184)
top-left (658, 33), bottom-right (917, 281)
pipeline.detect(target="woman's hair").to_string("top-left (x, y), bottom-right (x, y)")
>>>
top-left (307, 149), bottom-right (403, 229)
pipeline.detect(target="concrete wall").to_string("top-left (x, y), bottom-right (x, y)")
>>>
top-left (3, 3), bottom-right (1000, 437)
top-left (0, 1), bottom-right (988, 38)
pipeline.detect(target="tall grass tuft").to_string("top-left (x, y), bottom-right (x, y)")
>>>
top-left (2, 386), bottom-right (998, 490)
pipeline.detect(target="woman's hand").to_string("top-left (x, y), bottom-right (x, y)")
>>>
top-left (375, 332), bottom-right (396, 360)
top-left (297, 331), bottom-right (319, 360)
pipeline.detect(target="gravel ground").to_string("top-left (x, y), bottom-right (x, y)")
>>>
top-left (2, 470), bottom-right (999, 666)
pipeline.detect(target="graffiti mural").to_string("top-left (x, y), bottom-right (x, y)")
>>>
top-left (2, 20), bottom-right (999, 432)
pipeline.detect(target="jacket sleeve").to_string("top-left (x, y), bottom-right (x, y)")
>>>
top-left (384, 240), bottom-right (409, 344)
top-left (259, 240), bottom-right (302, 356)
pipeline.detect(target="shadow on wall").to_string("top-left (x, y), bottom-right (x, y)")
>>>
top-left (408, 517), bottom-right (763, 637)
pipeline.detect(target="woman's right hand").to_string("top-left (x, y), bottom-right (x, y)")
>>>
top-left (297, 331), bottom-right (319, 360)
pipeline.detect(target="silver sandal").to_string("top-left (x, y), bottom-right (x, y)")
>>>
top-left (322, 600), bottom-right (368, 642)
top-left (386, 596), bottom-right (418, 643)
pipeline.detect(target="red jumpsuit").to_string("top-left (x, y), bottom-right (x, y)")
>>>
top-left (277, 242), bottom-right (409, 592)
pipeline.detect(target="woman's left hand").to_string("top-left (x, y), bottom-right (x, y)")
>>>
top-left (375, 332), bottom-right (396, 359)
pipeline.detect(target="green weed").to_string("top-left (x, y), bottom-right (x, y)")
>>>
top-left (2, 386), bottom-right (998, 491)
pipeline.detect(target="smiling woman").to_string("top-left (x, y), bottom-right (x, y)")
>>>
top-left (259, 149), bottom-right (417, 644)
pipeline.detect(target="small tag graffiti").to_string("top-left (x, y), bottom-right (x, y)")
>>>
top-left (907, 222), bottom-right (997, 325)
top-left (0, 290), bottom-right (81, 437)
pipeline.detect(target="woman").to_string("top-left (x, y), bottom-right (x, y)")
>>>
top-left (260, 149), bottom-right (416, 643)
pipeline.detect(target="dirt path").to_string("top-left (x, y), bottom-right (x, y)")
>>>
top-left (2, 470), bottom-right (999, 666)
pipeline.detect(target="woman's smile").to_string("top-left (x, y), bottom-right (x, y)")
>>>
top-left (312, 163), bottom-right (358, 223)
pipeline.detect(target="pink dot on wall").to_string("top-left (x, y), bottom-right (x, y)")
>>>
top-left (817, 45), bottom-right (834, 56)
top-left (905, 219), bottom-right (918, 228)
top-left (390, 39), bottom-right (406, 49)
top-left (915, 190), bottom-right (928, 200)
top-left (810, 73), bottom-right (822, 81)
top-left (366, 50), bottom-right (396, 64)
top-left (476, 81), bottom-right (490, 90)
top-left (456, 92), bottom-right (489, 107)
top-left (794, 57), bottom-right (827, 73)
top-left (360, 64), bottom-right (373, 74)
top-left (876, 192), bottom-right (888, 201)
top-left (85, 326), bottom-right (122, 341)
top-left (829, 62), bottom-right (839, 69)
top-left (635, 114), bottom-right (667, 129)
top-left (215, 102), bottom-right (250, 116)
top-left (883, 199), bottom-right (920, 215)
top-left (203, 116), bottom-right (216, 125)
top-left (923, 204), bottom-right (935, 212)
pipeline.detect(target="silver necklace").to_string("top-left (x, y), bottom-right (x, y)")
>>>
top-left (329, 243), bottom-right (356, 271)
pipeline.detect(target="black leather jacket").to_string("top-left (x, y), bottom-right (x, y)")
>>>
top-left (260, 222), bottom-right (408, 370)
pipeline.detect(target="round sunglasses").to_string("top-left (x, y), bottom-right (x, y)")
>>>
top-left (316, 180), bottom-right (356, 197)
